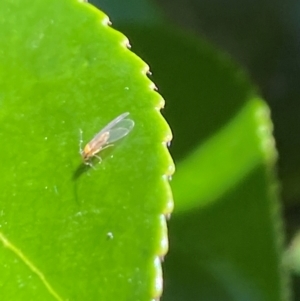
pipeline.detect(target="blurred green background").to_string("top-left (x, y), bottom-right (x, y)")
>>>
top-left (88, 0), bottom-right (300, 300)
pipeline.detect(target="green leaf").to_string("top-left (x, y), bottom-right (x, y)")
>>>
top-left (0, 1), bottom-right (173, 300)
top-left (167, 98), bottom-right (286, 301)
top-left (285, 231), bottom-right (300, 274)
top-left (172, 98), bottom-right (276, 211)
top-left (117, 25), bottom-right (289, 301)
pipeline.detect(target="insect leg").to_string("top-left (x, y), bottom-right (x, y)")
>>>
top-left (84, 160), bottom-right (96, 170)
top-left (79, 129), bottom-right (84, 154)
top-left (94, 154), bottom-right (102, 164)
top-left (101, 143), bottom-right (114, 151)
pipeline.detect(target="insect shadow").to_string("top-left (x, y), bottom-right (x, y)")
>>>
top-left (72, 162), bottom-right (90, 181)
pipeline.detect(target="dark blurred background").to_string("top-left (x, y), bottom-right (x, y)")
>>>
top-left (156, 0), bottom-right (300, 208)
top-left (90, 0), bottom-right (300, 298)
top-left (91, 0), bottom-right (300, 205)
top-left (151, 0), bottom-right (300, 236)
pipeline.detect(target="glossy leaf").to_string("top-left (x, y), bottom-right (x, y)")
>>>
top-left (0, 1), bottom-right (173, 300)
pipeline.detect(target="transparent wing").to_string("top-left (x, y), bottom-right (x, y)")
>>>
top-left (106, 119), bottom-right (135, 143)
top-left (92, 112), bottom-right (130, 141)
top-left (99, 112), bottom-right (129, 134)
top-left (91, 113), bottom-right (134, 145)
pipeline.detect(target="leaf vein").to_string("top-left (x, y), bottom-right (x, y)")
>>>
top-left (0, 232), bottom-right (65, 301)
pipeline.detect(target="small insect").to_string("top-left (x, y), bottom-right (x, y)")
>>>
top-left (80, 112), bottom-right (134, 167)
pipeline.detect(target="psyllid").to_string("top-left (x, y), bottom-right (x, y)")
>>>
top-left (80, 112), bottom-right (134, 166)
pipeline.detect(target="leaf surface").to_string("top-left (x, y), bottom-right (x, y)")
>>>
top-left (0, 2), bottom-right (173, 300)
